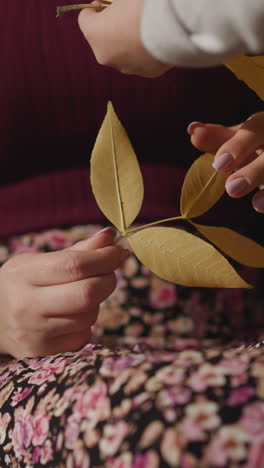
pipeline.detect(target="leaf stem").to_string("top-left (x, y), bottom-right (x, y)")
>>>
top-left (126, 216), bottom-right (183, 235)
top-left (56, 3), bottom-right (109, 17)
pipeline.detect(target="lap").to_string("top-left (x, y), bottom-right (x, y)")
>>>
top-left (0, 225), bottom-right (263, 467)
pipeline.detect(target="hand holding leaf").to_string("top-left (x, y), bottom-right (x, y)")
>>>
top-left (90, 103), bottom-right (264, 288)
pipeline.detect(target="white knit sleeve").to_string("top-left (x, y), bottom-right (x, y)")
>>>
top-left (141, 0), bottom-right (264, 67)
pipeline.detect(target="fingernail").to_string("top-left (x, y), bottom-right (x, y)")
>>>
top-left (187, 121), bottom-right (203, 135)
top-left (212, 153), bottom-right (234, 171)
top-left (120, 249), bottom-right (130, 262)
top-left (226, 177), bottom-right (250, 196)
top-left (252, 192), bottom-right (264, 213)
top-left (94, 227), bottom-right (117, 237)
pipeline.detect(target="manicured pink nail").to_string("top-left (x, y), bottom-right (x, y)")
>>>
top-left (187, 121), bottom-right (203, 135)
top-left (226, 177), bottom-right (250, 196)
top-left (212, 153), bottom-right (234, 171)
top-left (252, 192), bottom-right (264, 213)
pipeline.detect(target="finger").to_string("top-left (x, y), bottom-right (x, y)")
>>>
top-left (213, 112), bottom-right (264, 172)
top-left (225, 151), bottom-right (264, 198)
top-left (69, 226), bottom-right (117, 251)
top-left (41, 310), bottom-right (99, 338)
top-left (37, 273), bottom-right (116, 317)
top-left (252, 188), bottom-right (264, 213)
top-left (19, 310), bottom-right (98, 341)
top-left (47, 328), bottom-right (93, 355)
top-left (17, 328), bottom-right (92, 359)
top-left (189, 123), bottom-right (239, 154)
top-left (27, 244), bottom-right (129, 286)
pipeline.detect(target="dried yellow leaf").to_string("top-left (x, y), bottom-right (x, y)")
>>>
top-left (91, 102), bottom-right (144, 233)
top-left (180, 153), bottom-right (229, 219)
top-left (226, 55), bottom-right (264, 101)
top-left (128, 227), bottom-right (251, 288)
top-left (192, 222), bottom-right (264, 268)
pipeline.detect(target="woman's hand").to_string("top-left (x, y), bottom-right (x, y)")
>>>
top-left (78, 0), bottom-right (172, 77)
top-left (188, 112), bottom-right (264, 213)
top-left (0, 228), bottom-right (129, 359)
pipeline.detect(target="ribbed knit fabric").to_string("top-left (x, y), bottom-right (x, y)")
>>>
top-left (0, 0), bottom-right (262, 238)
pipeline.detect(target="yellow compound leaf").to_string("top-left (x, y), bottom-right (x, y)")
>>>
top-left (226, 55), bottom-right (264, 101)
top-left (180, 153), bottom-right (229, 218)
top-left (192, 222), bottom-right (264, 268)
top-left (91, 102), bottom-right (144, 233)
top-left (128, 227), bottom-right (251, 288)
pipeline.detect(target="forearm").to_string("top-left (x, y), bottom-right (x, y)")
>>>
top-left (141, 0), bottom-right (264, 67)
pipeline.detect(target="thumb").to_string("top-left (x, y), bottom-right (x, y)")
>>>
top-left (69, 227), bottom-right (117, 252)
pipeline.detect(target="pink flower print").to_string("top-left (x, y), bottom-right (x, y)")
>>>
top-left (130, 307), bottom-right (143, 317)
top-left (155, 365), bottom-right (184, 386)
top-left (28, 361), bottom-right (64, 385)
top-left (248, 436), bottom-right (264, 468)
top-left (11, 387), bottom-right (33, 407)
top-left (219, 357), bottom-right (248, 375)
top-left (150, 283), bottom-right (176, 309)
top-left (65, 414), bottom-right (81, 450)
top-left (122, 256), bottom-right (138, 278)
top-left (74, 381), bottom-right (107, 417)
top-left (32, 413), bottom-right (49, 446)
top-left (173, 338), bottom-right (199, 351)
top-left (167, 317), bottom-right (194, 334)
top-left (228, 386), bottom-right (255, 406)
top-left (74, 382), bottom-right (110, 428)
top-left (146, 366), bottom-right (184, 392)
top-left (132, 392), bottom-right (150, 409)
top-left (183, 401), bottom-right (220, 441)
top-left (42, 229), bottom-right (70, 250)
top-left (188, 364), bottom-right (225, 392)
top-left (106, 452), bottom-right (132, 468)
top-left (206, 426), bottom-right (248, 466)
top-left (40, 439), bottom-right (53, 464)
top-left (176, 350), bottom-right (203, 368)
top-left (82, 343), bottom-right (96, 353)
top-left (161, 428), bottom-right (181, 466)
top-left (241, 401), bottom-right (264, 437)
top-left (99, 421), bottom-right (129, 458)
top-left (0, 412), bottom-right (11, 444)
top-left (157, 387), bottom-right (191, 409)
top-left (0, 372), bottom-right (10, 388)
top-left (115, 269), bottom-right (128, 289)
top-left (124, 370), bottom-right (147, 394)
top-left (10, 234), bottom-right (33, 252)
top-left (12, 411), bottom-right (34, 458)
top-left (73, 447), bottom-right (90, 468)
top-left (32, 446), bottom-right (41, 464)
top-left (28, 368), bottom-right (56, 386)
top-left (12, 245), bottom-right (37, 256)
top-left (139, 421), bottom-right (164, 450)
top-left (132, 451), bottom-right (159, 468)
top-left (231, 373), bottom-right (248, 388)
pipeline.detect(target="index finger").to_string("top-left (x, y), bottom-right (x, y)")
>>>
top-left (27, 245), bottom-right (129, 286)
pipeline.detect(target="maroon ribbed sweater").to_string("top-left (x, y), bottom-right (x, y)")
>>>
top-left (0, 0), bottom-right (262, 239)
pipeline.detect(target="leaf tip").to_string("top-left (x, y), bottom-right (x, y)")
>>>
top-left (107, 101), bottom-right (113, 113)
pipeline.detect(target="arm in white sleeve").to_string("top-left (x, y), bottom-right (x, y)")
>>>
top-left (141, 0), bottom-right (264, 67)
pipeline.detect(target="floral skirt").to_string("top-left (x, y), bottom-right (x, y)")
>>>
top-left (0, 225), bottom-right (264, 468)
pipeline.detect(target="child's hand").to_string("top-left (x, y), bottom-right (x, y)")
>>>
top-left (188, 112), bottom-right (264, 213)
top-left (78, 0), bottom-right (172, 77)
top-left (0, 228), bottom-right (129, 359)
